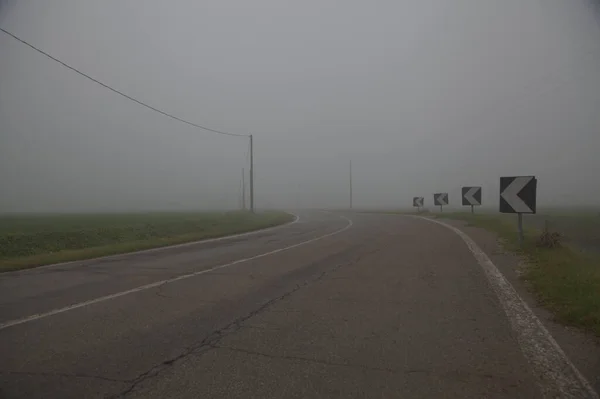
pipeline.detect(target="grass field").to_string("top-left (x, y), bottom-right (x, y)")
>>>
top-left (428, 211), bottom-right (600, 337)
top-left (527, 209), bottom-right (600, 255)
top-left (388, 206), bottom-right (600, 254)
top-left (0, 211), bottom-right (293, 272)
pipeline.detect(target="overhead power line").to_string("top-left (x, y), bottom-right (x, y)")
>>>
top-left (0, 27), bottom-right (249, 138)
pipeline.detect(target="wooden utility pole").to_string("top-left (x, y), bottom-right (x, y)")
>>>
top-left (249, 135), bottom-right (254, 213)
top-left (349, 160), bottom-right (353, 209)
top-left (242, 168), bottom-right (246, 210)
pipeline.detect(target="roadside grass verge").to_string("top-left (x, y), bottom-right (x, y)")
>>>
top-left (0, 211), bottom-right (293, 272)
top-left (432, 212), bottom-right (600, 337)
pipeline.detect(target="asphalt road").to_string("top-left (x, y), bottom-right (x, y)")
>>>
top-left (0, 211), bottom-right (594, 398)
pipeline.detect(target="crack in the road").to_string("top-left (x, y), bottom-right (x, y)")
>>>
top-left (0, 370), bottom-right (127, 383)
top-left (154, 283), bottom-right (172, 299)
top-left (240, 323), bottom-right (284, 331)
top-left (212, 345), bottom-right (401, 374)
top-left (196, 347), bottom-right (504, 384)
top-left (109, 251), bottom-right (364, 398)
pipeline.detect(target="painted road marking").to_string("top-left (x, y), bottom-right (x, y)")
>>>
top-left (0, 215), bottom-right (353, 331)
top-left (415, 216), bottom-right (598, 399)
top-left (3, 212), bottom-right (301, 275)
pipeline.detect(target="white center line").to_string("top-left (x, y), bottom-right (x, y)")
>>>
top-left (0, 214), bottom-right (353, 331)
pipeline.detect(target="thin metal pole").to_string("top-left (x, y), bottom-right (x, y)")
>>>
top-left (518, 213), bottom-right (524, 244)
top-left (349, 160), bottom-right (353, 209)
top-left (440, 205), bottom-right (443, 212)
top-left (249, 135), bottom-right (254, 213)
top-left (471, 205), bottom-right (474, 214)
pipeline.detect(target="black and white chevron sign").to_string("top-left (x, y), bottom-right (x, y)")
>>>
top-left (413, 197), bottom-right (424, 207)
top-left (499, 176), bottom-right (537, 214)
top-left (462, 187), bottom-right (482, 206)
top-left (433, 193), bottom-right (448, 206)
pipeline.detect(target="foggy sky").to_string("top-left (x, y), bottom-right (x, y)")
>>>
top-left (1, 0), bottom-right (600, 211)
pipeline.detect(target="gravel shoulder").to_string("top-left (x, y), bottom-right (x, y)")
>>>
top-left (438, 217), bottom-right (600, 395)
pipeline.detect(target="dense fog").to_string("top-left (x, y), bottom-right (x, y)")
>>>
top-left (1, 0), bottom-right (599, 211)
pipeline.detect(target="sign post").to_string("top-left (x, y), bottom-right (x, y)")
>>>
top-left (461, 186), bottom-right (482, 214)
top-left (413, 197), bottom-right (424, 213)
top-left (433, 193), bottom-right (448, 212)
top-left (517, 213), bottom-right (524, 244)
top-left (499, 176), bottom-right (537, 245)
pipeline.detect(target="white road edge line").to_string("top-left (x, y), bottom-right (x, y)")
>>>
top-left (4, 212), bottom-right (301, 275)
top-left (0, 214), bottom-right (353, 331)
top-left (411, 215), bottom-right (599, 399)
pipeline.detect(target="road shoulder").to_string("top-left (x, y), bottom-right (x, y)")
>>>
top-left (436, 217), bottom-right (600, 395)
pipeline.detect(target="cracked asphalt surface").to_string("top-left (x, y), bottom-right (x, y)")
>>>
top-left (0, 211), bottom-right (544, 398)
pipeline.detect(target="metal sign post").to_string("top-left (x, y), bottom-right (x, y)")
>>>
top-left (434, 193), bottom-right (448, 212)
top-left (499, 176), bottom-right (537, 246)
top-left (518, 213), bottom-right (524, 244)
top-left (462, 186), bottom-right (482, 213)
top-left (413, 197), bottom-right (424, 213)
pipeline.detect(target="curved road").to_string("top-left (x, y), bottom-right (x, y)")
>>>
top-left (0, 211), bottom-right (594, 398)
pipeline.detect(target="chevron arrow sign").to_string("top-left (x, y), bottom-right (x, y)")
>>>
top-left (499, 176), bottom-right (537, 214)
top-left (433, 193), bottom-right (448, 206)
top-left (413, 197), bottom-right (424, 207)
top-left (462, 187), bottom-right (482, 206)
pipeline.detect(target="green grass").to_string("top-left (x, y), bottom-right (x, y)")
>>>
top-left (0, 211), bottom-right (293, 272)
top-left (431, 212), bottom-right (600, 337)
